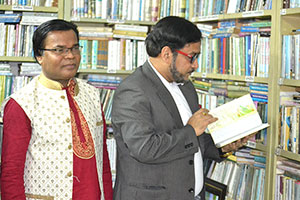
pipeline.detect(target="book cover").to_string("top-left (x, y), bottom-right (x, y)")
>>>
top-left (207, 93), bottom-right (269, 147)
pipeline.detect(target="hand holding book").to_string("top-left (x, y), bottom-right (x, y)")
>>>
top-left (187, 108), bottom-right (218, 136)
top-left (221, 132), bottom-right (257, 156)
top-left (206, 94), bottom-right (269, 148)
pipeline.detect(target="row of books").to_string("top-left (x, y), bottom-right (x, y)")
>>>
top-left (205, 149), bottom-right (266, 199)
top-left (193, 79), bottom-right (268, 101)
top-left (0, 12), bottom-right (58, 57)
top-left (0, 12), bottom-right (58, 25)
top-left (0, 24), bottom-right (35, 57)
top-left (193, 0), bottom-right (272, 18)
top-left (197, 20), bottom-right (270, 77)
top-left (279, 105), bottom-right (300, 154)
top-left (79, 38), bottom-right (147, 71)
top-left (276, 158), bottom-right (300, 200)
top-left (0, 62), bottom-right (40, 76)
top-left (198, 19), bottom-right (271, 38)
top-left (0, 0), bottom-right (57, 7)
top-left (281, 34), bottom-right (300, 80)
top-left (71, 0), bottom-right (189, 21)
top-left (0, 74), bottom-right (32, 105)
top-left (232, 148), bottom-right (266, 168)
top-left (87, 74), bottom-right (122, 121)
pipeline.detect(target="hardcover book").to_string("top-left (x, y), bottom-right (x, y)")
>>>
top-left (207, 93), bottom-right (269, 147)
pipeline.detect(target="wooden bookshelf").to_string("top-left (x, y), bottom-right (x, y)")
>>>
top-left (0, 5), bottom-right (58, 12)
top-left (70, 17), bottom-right (156, 26)
top-left (0, 1), bottom-right (64, 107)
top-left (192, 73), bottom-right (269, 84)
top-left (78, 69), bottom-right (134, 75)
top-left (0, 56), bottom-right (35, 62)
top-left (1, 0), bottom-right (298, 199)
top-left (70, 1), bottom-right (287, 199)
top-left (276, 148), bottom-right (300, 163)
top-left (0, 2), bottom-right (64, 18)
top-left (191, 9), bottom-right (274, 22)
top-left (280, 79), bottom-right (300, 87)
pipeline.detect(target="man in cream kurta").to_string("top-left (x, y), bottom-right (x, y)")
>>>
top-left (0, 19), bottom-right (113, 200)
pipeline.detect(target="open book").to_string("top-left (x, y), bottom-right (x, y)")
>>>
top-left (207, 94), bottom-right (269, 148)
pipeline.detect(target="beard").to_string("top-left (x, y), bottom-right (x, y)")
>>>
top-left (170, 57), bottom-right (194, 84)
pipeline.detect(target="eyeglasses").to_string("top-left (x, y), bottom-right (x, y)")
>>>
top-left (175, 50), bottom-right (200, 64)
top-left (40, 45), bottom-right (82, 56)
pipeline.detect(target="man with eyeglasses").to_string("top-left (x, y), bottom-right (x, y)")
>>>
top-left (0, 19), bottom-right (113, 200)
top-left (112, 16), bottom-right (249, 200)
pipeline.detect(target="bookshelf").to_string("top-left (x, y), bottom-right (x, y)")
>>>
top-left (0, 1), bottom-right (63, 105)
top-left (267, 2), bottom-right (300, 200)
top-left (192, 72), bottom-right (269, 84)
top-left (1, 0), bottom-right (299, 199)
top-left (189, 0), bottom-right (300, 199)
top-left (69, 0), bottom-right (284, 199)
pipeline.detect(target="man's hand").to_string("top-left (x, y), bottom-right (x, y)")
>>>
top-left (221, 133), bottom-right (257, 153)
top-left (187, 108), bottom-right (218, 136)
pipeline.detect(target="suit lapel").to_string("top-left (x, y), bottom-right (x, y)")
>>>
top-left (179, 82), bottom-right (199, 114)
top-left (141, 62), bottom-right (183, 127)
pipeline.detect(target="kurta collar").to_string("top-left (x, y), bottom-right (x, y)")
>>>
top-left (38, 73), bottom-right (79, 96)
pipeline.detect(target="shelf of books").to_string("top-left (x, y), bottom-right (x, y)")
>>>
top-left (62, 0), bottom-right (300, 199)
top-left (0, 5), bottom-right (59, 13)
top-left (65, 0), bottom-right (190, 22)
top-left (65, 0), bottom-right (194, 186)
top-left (0, 56), bottom-right (35, 62)
top-left (66, 0), bottom-right (191, 77)
top-left (281, 79), bottom-right (300, 87)
top-left (0, 0), bottom-right (63, 18)
top-left (271, 1), bottom-right (300, 198)
top-left (204, 148), bottom-right (267, 200)
top-left (192, 72), bottom-right (269, 84)
top-left (78, 69), bottom-right (134, 75)
top-left (188, 0), bottom-right (281, 199)
top-left (0, 1), bottom-right (62, 107)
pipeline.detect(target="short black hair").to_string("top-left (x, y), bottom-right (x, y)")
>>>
top-left (145, 16), bottom-right (202, 57)
top-left (32, 19), bottom-right (79, 62)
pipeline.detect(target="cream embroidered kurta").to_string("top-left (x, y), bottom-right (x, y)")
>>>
top-left (8, 76), bottom-right (105, 199)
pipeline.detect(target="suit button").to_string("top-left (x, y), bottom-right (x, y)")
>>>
top-left (189, 188), bottom-right (194, 193)
top-left (189, 160), bottom-right (194, 165)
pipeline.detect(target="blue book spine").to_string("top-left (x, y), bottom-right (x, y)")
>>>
top-left (251, 97), bottom-right (268, 103)
top-left (166, 0), bottom-right (171, 16)
top-left (185, 0), bottom-right (190, 19)
top-left (241, 26), bottom-right (260, 32)
top-left (254, 156), bottom-right (266, 164)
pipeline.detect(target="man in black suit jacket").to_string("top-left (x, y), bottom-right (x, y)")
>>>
top-left (112, 16), bottom-right (248, 200)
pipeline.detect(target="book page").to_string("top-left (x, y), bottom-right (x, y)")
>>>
top-left (207, 94), bottom-right (269, 147)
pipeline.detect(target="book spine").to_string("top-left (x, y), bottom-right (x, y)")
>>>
top-left (91, 40), bottom-right (98, 69)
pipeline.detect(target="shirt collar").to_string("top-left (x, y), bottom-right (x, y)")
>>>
top-left (148, 58), bottom-right (184, 87)
top-left (38, 73), bottom-right (79, 96)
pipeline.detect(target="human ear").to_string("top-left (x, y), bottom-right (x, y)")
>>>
top-left (161, 46), bottom-right (172, 64)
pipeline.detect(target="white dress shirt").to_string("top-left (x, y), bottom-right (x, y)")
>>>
top-left (149, 59), bottom-right (203, 196)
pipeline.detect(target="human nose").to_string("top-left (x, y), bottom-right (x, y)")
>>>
top-left (191, 59), bottom-right (199, 70)
top-left (64, 48), bottom-right (75, 57)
